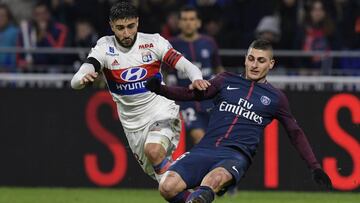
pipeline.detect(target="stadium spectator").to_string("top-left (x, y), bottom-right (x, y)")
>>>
top-left (160, 10), bottom-right (180, 40)
top-left (138, 0), bottom-right (181, 34)
top-left (71, 19), bottom-right (98, 70)
top-left (0, 3), bottom-right (19, 72)
top-left (43, 0), bottom-right (113, 36)
top-left (17, 1), bottom-right (70, 71)
top-left (255, 16), bottom-right (281, 48)
top-left (295, 0), bottom-right (341, 71)
top-left (146, 39), bottom-right (332, 203)
top-left (277, 0), bottom-right (303, 50)
top-left (165, 6), bottom-right (224, 145)
top-left (71, 1), bottom-right (209, 183)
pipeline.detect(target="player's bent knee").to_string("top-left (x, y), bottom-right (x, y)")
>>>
top-left (159, 171), bottom-right (186, 199)
top-left (202, 168), bottom-right (233, 192)
top-left (144, 143), bottom-right (166, 163)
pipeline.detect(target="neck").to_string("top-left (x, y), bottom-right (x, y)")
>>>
top-left (245, 75), bottom-right (267, 83)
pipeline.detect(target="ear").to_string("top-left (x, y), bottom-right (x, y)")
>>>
top-left (109, 21), bottom-right (114, 32)
top-left (269, 59), bottom-right (275, 70)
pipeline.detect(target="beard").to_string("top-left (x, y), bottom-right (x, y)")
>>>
top-left (115, 34), bottom-right (137, 48)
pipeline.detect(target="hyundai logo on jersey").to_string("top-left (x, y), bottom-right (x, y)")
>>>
top-left (121, 67), bottom-right (147, 82)
top-left (103, 61), bottom-right (162, 95)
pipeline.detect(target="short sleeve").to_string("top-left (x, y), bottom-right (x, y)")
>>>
top-left (154, 34), bottom-right (173, 60)
top-left (87, 37), bottom-right (107, 68)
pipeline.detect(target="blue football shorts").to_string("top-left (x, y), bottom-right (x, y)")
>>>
top-left (169, 146), bottom-right (250, 191)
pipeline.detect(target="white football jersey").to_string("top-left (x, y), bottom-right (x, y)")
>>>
top-left (88, 32), bottom-right (181, 131)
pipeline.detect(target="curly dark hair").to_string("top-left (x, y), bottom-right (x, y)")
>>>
top-left (109, 1), bottom-right (138, 21)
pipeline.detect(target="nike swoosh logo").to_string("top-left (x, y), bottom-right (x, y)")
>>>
top-left (227, 85), bottom-right (239, 90)
top-left (232, 166), bottom-right (239, 174)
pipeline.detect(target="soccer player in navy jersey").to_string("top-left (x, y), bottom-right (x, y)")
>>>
top-left (164, 6), bottom-right (224, 144)
top-left (146, 39), bottom-right (332, 203)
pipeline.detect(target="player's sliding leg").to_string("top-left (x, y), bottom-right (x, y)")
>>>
top-left (159, 171), bottom-right (189, 203)
top-left (185, 167), bottom-right (233, 203)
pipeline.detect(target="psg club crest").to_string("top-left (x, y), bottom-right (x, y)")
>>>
top-left (260, 95), bottom-right (271, 106)
top-left (120, 67), bottom-right (147, 82)
top-left (142, 51), bottom-right (153, 63)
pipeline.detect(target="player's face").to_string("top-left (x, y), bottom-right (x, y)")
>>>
top-left (110, 17), bottom-right (138, 48)
top-left (244, 48), bottom-right (275, 83)
top-left (179, 11), bottom-right (201, 37)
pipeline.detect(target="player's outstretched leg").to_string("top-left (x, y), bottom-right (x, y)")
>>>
top-left (185, 186), bottom-right (214, 203)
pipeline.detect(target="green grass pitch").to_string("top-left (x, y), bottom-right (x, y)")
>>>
top-left (0, 188), bottom-right (358, 203)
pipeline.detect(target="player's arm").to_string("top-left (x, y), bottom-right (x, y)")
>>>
top-left (163, 48), bottom-right (210, 90)
top-left (71, 38), bottom-right (105, 89)
top-left (157, 34), bottom-right (210, 90)
top-left (70, 59), bottom-right (100, 89)
top-left (146, 72), bottom-right (225, 101)
top-left (275, 92), bottom-right (332, 189)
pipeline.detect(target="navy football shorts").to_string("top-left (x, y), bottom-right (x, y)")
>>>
top-left (169, 146), bottom-right (250, 191)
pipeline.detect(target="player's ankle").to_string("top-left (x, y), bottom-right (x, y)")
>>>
top-left (166, 190), bottom-right (191, 203)
top-left (186, 186), bottom-right (214, 203)
top-left (153, 158), bottom-right (172, 175)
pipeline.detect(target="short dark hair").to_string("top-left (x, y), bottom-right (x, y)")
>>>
top-left (248, 39), bottom-right (274, 58)
top-left (109, 1), bottom-right (138, 21)
top-left (249, 39), bottom-right (273, 51)
top-left (179, 5), bottom-right (200, 19)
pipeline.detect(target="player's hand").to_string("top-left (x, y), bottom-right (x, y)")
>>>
top-left (80, 72), bottom-right (98, 85)
top-left (145, 76), bottom-right (161, 93)
top-left (312, 168), bottom-right (332, 189)
top-left (190, 79), bottom-right (211, 91)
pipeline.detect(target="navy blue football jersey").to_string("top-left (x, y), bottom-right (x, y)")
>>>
top-left (157, 72), bottom-right (320, 169)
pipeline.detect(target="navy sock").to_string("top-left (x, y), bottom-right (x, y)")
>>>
top-left (168, 190), bottom-right (191, 203)
top-left (186, 186), bottom-right (215, 203)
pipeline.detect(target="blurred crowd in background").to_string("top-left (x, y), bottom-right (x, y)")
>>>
top-left (0, 0), bottom-right (359, 74)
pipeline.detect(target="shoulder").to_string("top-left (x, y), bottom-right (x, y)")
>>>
top-left (211, 71), bottom-right (235, 82)
top-left (138, 32), bottom-right (165, 42)
top-left (138, 32), bottom-right (171, 49)
top-left (264, 83), bottom-right (289, 106)
top-left (95, 36), bottom-right (114, 46)
top-left (218, 71), bottom-right (236, 78)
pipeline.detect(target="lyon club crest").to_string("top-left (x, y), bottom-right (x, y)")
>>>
top-left (142, 51), bottom-right (153, 62)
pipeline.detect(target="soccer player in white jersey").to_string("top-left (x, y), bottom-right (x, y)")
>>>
top-left (71, 1), bottom-right (210, 182)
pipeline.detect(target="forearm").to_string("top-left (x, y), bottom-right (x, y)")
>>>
top-left (288, 129), bottom-right (321, 170)
top-left (174, 57), bottom-right (203, 82)
top-left (158, 85), bottom-right (217, 101)
top-left (71, 63), bottom-right (95, 89)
